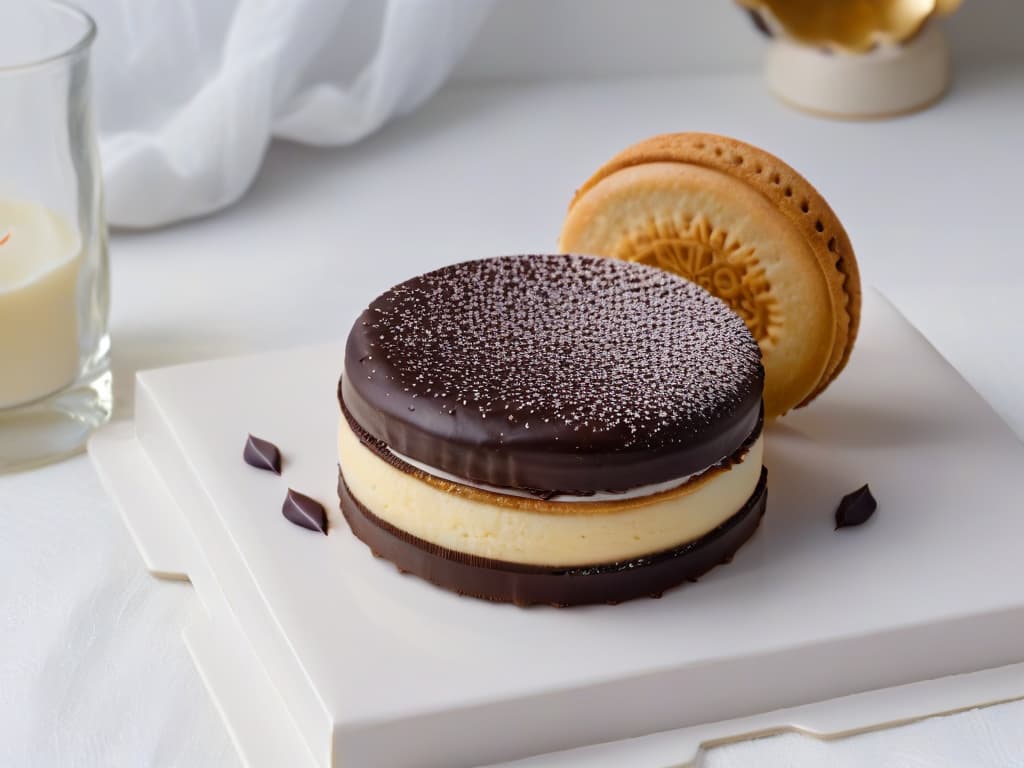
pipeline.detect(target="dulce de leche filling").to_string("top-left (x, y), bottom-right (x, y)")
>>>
top-left (337, 413), bottom-right (764, 568)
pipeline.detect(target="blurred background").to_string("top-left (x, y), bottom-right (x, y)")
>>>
top-left (55, 0), bottom-right (1024, 227)
top-left (73, 0), bottom-right (1023, 439)
top-left (3, 2), bottom-right (1024, 766)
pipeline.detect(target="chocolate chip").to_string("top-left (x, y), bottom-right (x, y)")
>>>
top-left (244, 434), bottom-right (281, 474)
top-left (835, 484), bottom-right (877, 529)
top-left (283, 489), bottom-right (328, 535)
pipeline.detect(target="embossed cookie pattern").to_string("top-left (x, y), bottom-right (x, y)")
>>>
top-left (616, 215), bottom-right (779, 343)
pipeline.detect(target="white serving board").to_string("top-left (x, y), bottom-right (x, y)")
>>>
top-left (89, 289), bottom-right (1024, 768)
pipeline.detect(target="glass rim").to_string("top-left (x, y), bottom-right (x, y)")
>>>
top-left (0, 1), bottom-right (96, 74)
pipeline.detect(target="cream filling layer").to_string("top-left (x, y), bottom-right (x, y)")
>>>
top-left (338, 418), bottom-right (764, 567)
top-left (388, 447), bottom-right (705, 502)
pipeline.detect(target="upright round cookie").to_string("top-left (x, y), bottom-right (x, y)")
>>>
top-left (558, 132), bottom-right (861, 420)
top-left (338, 254), bottom-right (767, 606)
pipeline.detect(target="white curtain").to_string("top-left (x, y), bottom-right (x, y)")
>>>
top-left (73, 0), bottom-right (494, 228)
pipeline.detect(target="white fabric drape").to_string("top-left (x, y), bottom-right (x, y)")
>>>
top-left (72, 0), bottom-right (494, 228)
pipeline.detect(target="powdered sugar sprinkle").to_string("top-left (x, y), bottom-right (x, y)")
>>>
top-left (358, 254), bottom-right (761, 450)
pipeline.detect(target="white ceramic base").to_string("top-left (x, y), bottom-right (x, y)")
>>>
top-left (764, 24), bottom-right (951, 119)
top-left (491, 662), bottom-right (1024, 767)
top-left (89, 289), bottom-right (1024, 768)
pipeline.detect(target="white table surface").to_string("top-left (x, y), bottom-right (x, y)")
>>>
top-left (3, 66), bottom-right (1024, 767)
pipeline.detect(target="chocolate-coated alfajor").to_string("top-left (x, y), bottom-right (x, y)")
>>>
top-left (338, 254), bottom-right (768, 605)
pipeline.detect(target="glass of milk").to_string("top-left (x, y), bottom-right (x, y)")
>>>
top-left (0, 3), bottom-right (110, 471)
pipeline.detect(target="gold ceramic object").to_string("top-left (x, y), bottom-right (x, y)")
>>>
top-left (739, 0), bottom-right (962, 52)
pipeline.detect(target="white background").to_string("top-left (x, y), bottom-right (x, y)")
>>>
top-left (3, 1), bottom-right (1024, 766)
top-left (455, 0), bottom-right (1024, 80)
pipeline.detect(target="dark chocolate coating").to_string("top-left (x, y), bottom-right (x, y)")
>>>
top-left (835, 484), bottom-right (877, 529)
top-left (342, 397), bottom-right (762, 502)
top-left (342, 254), bottom-right (763, 493)
top-left (338, 467), bottom-right (767, 607)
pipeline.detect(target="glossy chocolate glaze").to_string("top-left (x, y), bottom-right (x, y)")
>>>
top-left (338, 467), bottom-right (768, 607)
top-left (342, 255), bottom-right (764, 493)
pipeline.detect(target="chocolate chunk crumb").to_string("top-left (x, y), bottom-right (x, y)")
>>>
top-left (283, 489), bottom-right (328, 535)
top-left (244, 434), bottom-right (281, 474)
top-left (835, 484), bottom-right (877, 529)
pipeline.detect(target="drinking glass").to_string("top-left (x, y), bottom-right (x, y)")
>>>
top-left (0, 2), bottom-right (111, 471)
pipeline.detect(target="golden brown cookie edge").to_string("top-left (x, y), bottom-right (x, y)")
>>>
top-left (565, 132), bottom-right (860, 413)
